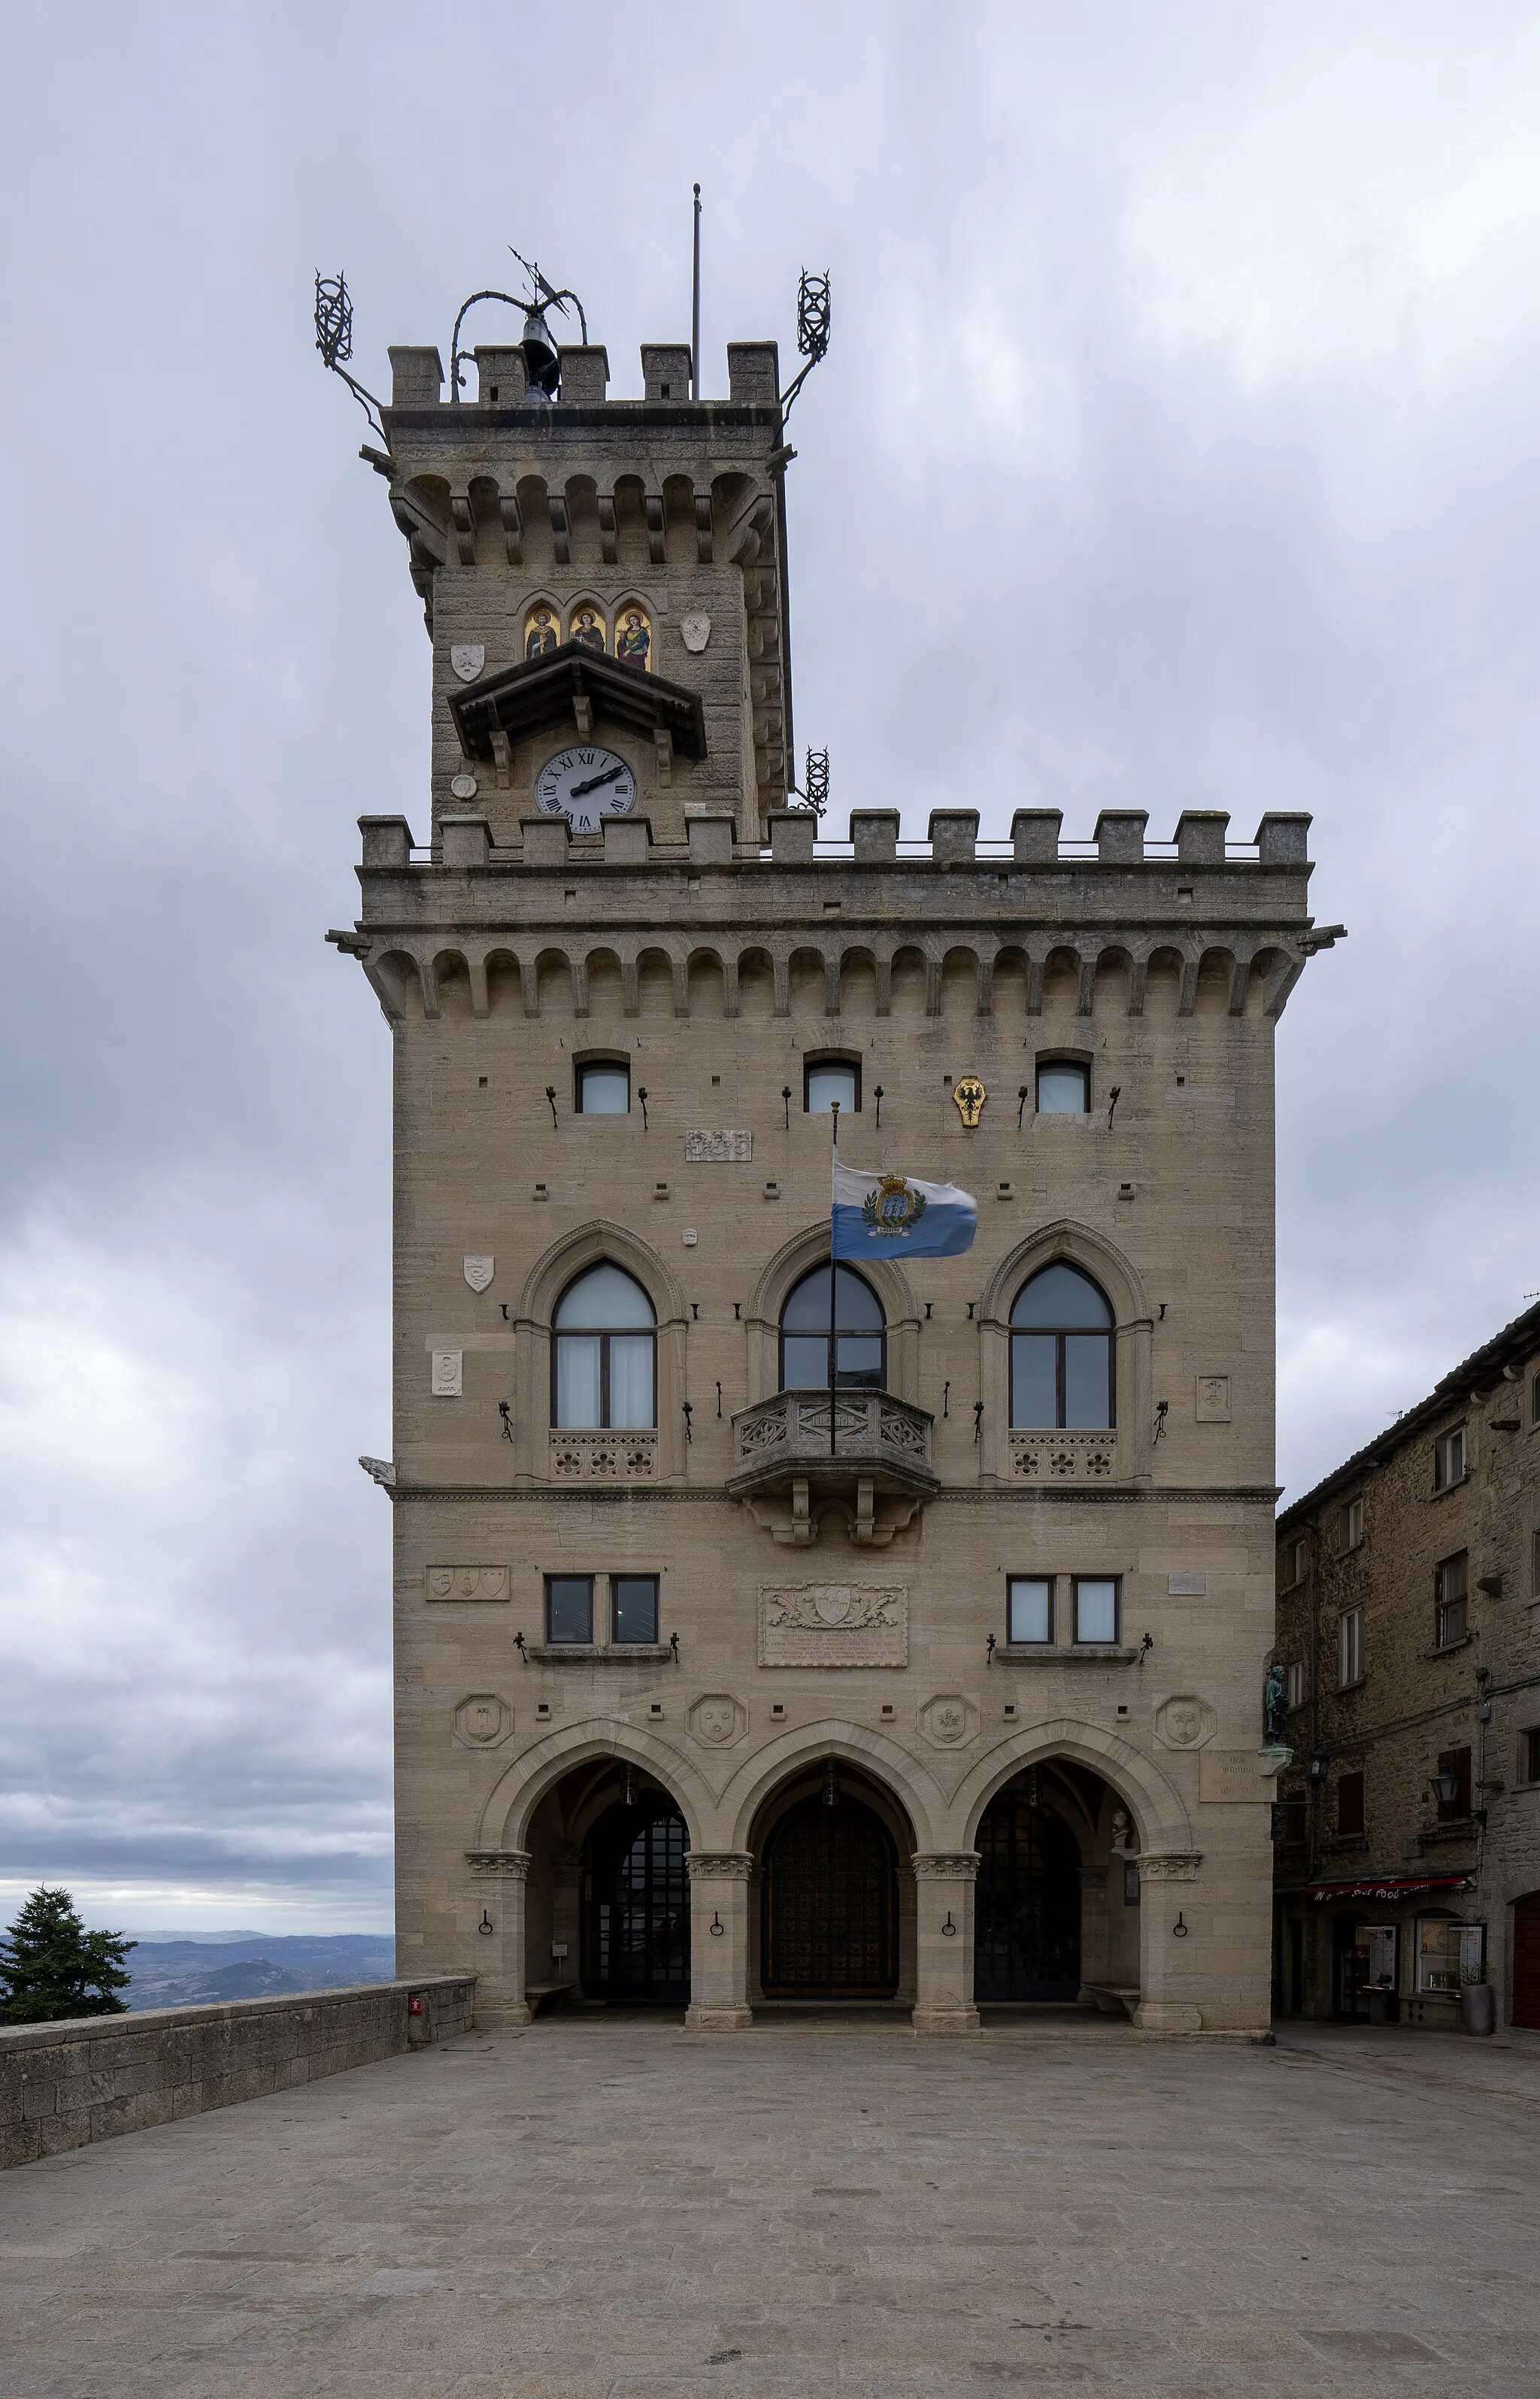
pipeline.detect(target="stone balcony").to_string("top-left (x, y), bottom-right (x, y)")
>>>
top-left (726, 1388), bottom-right (936, 1548)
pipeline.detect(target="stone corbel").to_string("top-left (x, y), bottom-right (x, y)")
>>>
top-left (499, 495), bottom-right (523, 566)
top-left (694, 493), bottom-right (714, 563)
top-left (490, 727), bottom-right (512, 790)
top-left (573, 684), bottom-right (593, 738)
top-left (653, 726), bottom-right (674, 788)
top-left (450, 495), bottom-right (476, 566)
top-left (598, 493), bottom-right (617, 565)
top-left (645, 493), bottom-right (665, 566)
top-left (548, 493), bottom-right (571, 565)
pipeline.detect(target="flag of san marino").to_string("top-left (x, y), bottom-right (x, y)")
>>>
top-left (831, 1149), bottom-right (978, 1260)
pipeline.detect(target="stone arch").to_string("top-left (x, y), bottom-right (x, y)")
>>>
top-left (939, 944), bottom-right (982, 1018)
top-left (534, 945), bottom-right (575, 1016)
top-left (687, 945), bottom-right (727, 1016)
top-left (741, 1218), bottom-right (921, 1405)
top-left (430, 947), bottom-right (474, 1021)
top-left (720, 1719), bottom-right (946, 1855)
top-left (1093, 942), bottom-right (1136, 1018)
top-left (365, 948), bottom-right (422, 1024)
top-left (517, 1217), bottom-right (686, 1331)
top-left (950, 1720), bottom-right (1196, 1857)
top-left (991, 943), bottom-right (1031, 1022)
top-left (836, 944), bottom-right (879, 1020)
top-left (478, 1716), bottom-right (715, 1852)
top-left (581, 944), bottom-right (626, 1019)
top-left (635, 944), bottom-right (678, 1019)
top-left (889, 942), bottom-right (929, 1020)
top-left (736, 943), bottom-right (778, 1018)
top-left (978, 1217), bottom-right (1152, 1331)
top-left (787, 945), bottom-right (829, 1018)
top-left (514, 475), bottom-right (555, 570)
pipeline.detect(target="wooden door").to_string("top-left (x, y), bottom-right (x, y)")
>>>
top-left (1512, 1892), bottom-right (1540, 2031)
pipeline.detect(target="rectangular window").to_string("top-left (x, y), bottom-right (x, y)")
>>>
top-left (1363, 1924), bottom-right (1397, 1992)
top-left (1036, 1059), bottom-right (1090, 1115)
top-left (1338, 1606), bottom-right (1363, 1688)
top-left (1286, 1660), bottom-right (1308, 1710)
top-left (1436, 1744), bottom-right (1472, 1821)
top-left (1338, 1495), bottom-right (1365, 1551)
top-left (611, 1575), bottom-right (659, 1645)
top-left (545, 1575), bottom-right (594, 1645)
top-left (1007, 1576), bottom-right (1054, 1644)
top-left (1417, 1918), bottom-right (1484, 1994)
top-left (1435, 1553), bottom-right (1468, 1648)
top-left (1521, 1727), bottom-right (1540, 1784)
top-left (574, 1059), bottom-right (629, 1115)
top-left (1073, 1577), bottom-right (1120, 1645)
top-left (805, 1057), bottom-right (859, 1114)
top-left (1433, 1426), bottom-right (1466, 1491)
top-left (1280, 1535), bottom-right (1308, 1590)
top-left (1335, 1771), bottom-right (1366, 1838)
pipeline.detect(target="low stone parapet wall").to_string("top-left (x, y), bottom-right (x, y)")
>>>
top-left (0, 1975), bottom-right (476, 2171)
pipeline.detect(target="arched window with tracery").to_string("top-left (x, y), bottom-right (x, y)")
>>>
top-left (779, 1263), bottom-right (885, 1391)
top-left (552, 1263), bottom-right (656, 1427)
top-left (1009, 1263), bottom-right (1114, 1429)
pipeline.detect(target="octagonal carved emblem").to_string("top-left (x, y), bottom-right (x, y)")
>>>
top-left (919, 1693), bottom-right (978, 1749)
top-left (452, 1693), bottom-right (514, 1748)
top-left (1155, 1694), bottom-right (1217, 1751)
top-left (688, 1694), bottom-right (747, 1748)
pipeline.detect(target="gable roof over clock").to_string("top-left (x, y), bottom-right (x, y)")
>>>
top-left (449, 643), bottom-right (708, 766)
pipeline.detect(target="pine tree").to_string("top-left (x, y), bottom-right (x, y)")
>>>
top-left (0, 1886), bottom-right (135, 2024)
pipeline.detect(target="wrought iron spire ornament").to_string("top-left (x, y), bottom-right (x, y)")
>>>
top-left (778, 268), bottom-right (832, 423)
top-left (313, 271), bottom-right (387, 441)
top-left (788, 745), bottom-right (830, 817)
top-left (449, 249), bottom-right (590, 403)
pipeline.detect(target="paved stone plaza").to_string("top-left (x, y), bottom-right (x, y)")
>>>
top-left (1, 2015), bottom-right (1535, 2397)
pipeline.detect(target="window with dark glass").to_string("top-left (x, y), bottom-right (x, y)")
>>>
top-left (575, 1058), bottom-right (630, 1115)
top-left (1433, 1425), bottom-right (1466, 1490)
top-left (1338, 1606), bottom-right (1364, 1687)
top-left (1009, 1263), bottom-right (1114, 1429)
top-left (1336, 1771), bottom-right (1366, 1838)
top-left (1036, 1059), bottom-right (1090, 1115)
top-left (546, 1575), bottom-right (594, 1644)
top-left (552, 1263), bottom-right (656, 1428)
top-left (612, 1576), bottom-right (659, 1645)
top-left (1522, 1726), bottom-right (1540, 1784)
top-left (1435, 1553), bottom-right (1468, 1648)
top-left (1435, 1744), bottom-right (1472, 1821)
top-left (779, 1263), bottom-right (885, 1391)
top-left (1073, 1577), bottom-right (1120, 1645)
top-left (1007, 1576), bottom-right (1054, 1645)
top-left (804, 1057), bottom-right (860, 1115)
top-left (1338, 1496), bottom-right (1364, 1551)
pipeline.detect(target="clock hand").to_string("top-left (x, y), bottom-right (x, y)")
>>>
top-left (568, 763), bottom-right (629, 799)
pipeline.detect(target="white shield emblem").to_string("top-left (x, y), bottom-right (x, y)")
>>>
top-left (463, 1256), bottom-right (494, 1293)
top-left (681, 611), bottom-right (711, 654)
top-left (450, 643), bottom-right (486, 682)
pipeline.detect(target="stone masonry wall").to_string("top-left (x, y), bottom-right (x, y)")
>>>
top-left (0, 1976), bottom-right (476, 2172)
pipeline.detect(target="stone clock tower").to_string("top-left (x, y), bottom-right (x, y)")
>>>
top-left (332, 302), bottom-right (1335, 2040)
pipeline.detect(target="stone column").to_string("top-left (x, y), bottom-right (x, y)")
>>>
top-left (465, 1849), bottom-right (532, 2030)
top-left (684, 1852), bottom-right (755, 2031)
top-left (1132, 1852), bottom-right (1203, 2032)
top-left (896, 1865), bottom-right (918, 2006)
top-left (911, 1852), bottom-right (981, 2034)
top-left (1077, 1864), bottom-right (1110, 1998)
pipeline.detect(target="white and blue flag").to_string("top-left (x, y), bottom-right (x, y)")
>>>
top-left (832, 1152), bottom-right (978, 1260)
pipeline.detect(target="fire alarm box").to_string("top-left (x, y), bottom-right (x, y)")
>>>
top-left (408, 1993), bottom-right (424, 2016)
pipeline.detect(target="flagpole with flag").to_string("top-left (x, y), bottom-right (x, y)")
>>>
top-left (829, 1114), bottom-right (978, 1456)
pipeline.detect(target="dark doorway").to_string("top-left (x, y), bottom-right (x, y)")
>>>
top-left (1287, 1917), bottom-right (1305, 2015)
top-left (761, 1788), bottom-right (899, 1997)
top-left (1332, 1912), bottom-right (1369, 2021)
top-left (1513, 1892), bottom-right (1540, 2031)
top-left (581, 1793), bottom-right (690, 2003)
top-left (975, 1785), bottom-right (1081, 2000)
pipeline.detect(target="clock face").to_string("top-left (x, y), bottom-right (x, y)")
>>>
top-left (535, 745), bottom-right (637, 835)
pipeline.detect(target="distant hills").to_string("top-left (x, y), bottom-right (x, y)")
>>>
top-left (122, 1933), bottom-right (396, 2011)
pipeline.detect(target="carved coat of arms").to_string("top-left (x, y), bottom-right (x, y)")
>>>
top-left (450, 643), bottom-right (486, 681)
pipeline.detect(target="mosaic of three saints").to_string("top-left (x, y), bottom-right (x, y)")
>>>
top-left (525, 604), bottom-right (650, 668)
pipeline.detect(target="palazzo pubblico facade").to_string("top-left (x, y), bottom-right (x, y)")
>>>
top-left (329, 305), bottom-right (1332, 2036)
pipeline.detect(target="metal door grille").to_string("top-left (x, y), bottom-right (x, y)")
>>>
top-left (762, 1795), bottom-right (899, 1997)
top-left (582, 1797), bottom-right (690, 2003)
top-left (974, 1792), bottom-right (1081, 2001)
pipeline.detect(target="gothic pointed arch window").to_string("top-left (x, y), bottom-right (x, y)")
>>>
top-left (1009, 1262), bottom-right (1114, 1429)
top-left (553, 1263), bottom-right (656, 1428)
top-left (779, 1263), bottom-right (886, 1391)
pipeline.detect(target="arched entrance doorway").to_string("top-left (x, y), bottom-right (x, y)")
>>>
top-left (761, 1773), bottom-right (899, 1998)
top-left (581, 1788), bottom-right (690, 2004)
top-left (975, 1774), bottom-right (1082, 2000)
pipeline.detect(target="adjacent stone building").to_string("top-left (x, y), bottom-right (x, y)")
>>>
top-left (329, 299), bottom-right (1335, 2035)
top-left (1271, 1303), bottom-right (1540, 2031)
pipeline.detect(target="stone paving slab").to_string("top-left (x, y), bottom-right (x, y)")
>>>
top-left (0, 2015), bottom-right (1536, 2397)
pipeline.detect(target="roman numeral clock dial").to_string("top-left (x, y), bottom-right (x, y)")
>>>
top-left (535, 745), bottom-right (637, 835)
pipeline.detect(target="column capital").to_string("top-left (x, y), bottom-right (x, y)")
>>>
top-left (465, 1848), bottom-right (532, 1880)
top-left (687, 1851), bottom-right (755, 1880)
top-left (1135, 1852), bottom-right (1202, 1884)
top-left (912, 1851), bottom-right (981, 1881)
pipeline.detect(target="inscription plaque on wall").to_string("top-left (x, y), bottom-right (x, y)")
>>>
top-left (684, 1130), bottom-right (753, 1163)
top-left (759, 1583), bottom-right (908, 1668)
top-left (1199, 1750), bottom-right (1272, 1803)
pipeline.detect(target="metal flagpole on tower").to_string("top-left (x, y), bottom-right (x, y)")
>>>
top-left (690, 184), bottom-right (702, 402)
top-left (829, 1101), bottom-right (838, 1457)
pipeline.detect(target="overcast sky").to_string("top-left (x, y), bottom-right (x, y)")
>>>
top-left (2, 4), bottom-right (1537, 1933)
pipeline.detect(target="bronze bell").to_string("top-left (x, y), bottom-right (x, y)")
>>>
top-left (519, 307), bottom-right (559, 400)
